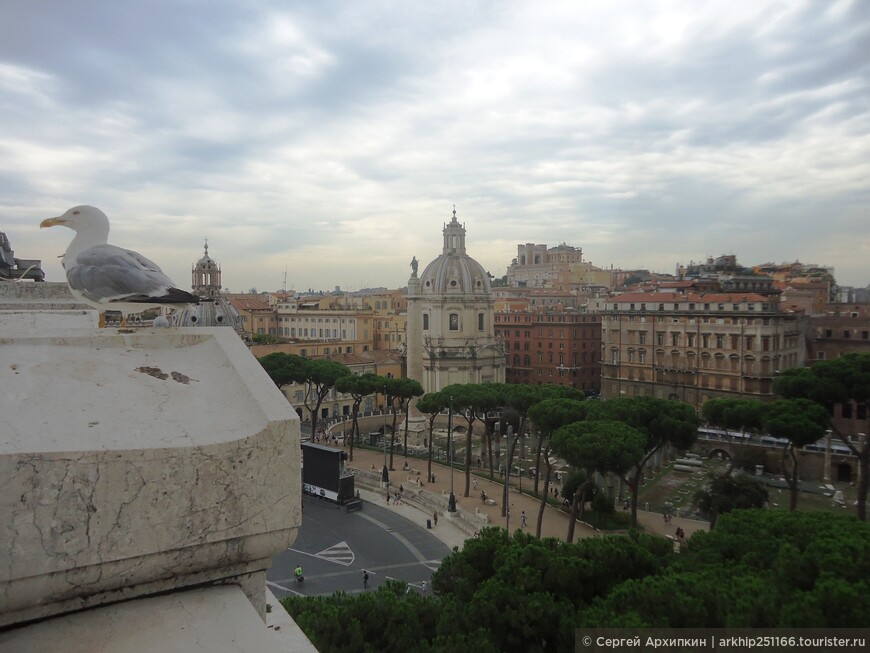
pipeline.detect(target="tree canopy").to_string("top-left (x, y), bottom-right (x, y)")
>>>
top-left (764, 397), bottom-right (830, 510)
top-left (694, 472), bottom-right (769, 529)
top-left (587, 396), bottom-right (700, 527)
top-left (282, 511), bottom-right (870, 651)
top-left (258, 352), bottom-right (352, 436)
top-left (550, 419), bottom-right (646, 541)
top-left (774, 353), bottom-right (870, 520)
top-left (335, 372), bottom-right (383, 461)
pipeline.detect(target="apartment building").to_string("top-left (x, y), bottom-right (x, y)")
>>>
top-left (495, 308), bottom-right (602, 393)
top-left (601, 292), bottom-right (806, 408)
top-left (226, 293), bottom-right (278, 336)
top-left (807, 303), bottom-right (870, 363)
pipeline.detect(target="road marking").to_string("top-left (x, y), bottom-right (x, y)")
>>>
top-left (267, 580), bottom-right (302, 597)
top-left (354, 512), bottom-right (429, 563)
top-left (315, 540), bottom-right (355, 566)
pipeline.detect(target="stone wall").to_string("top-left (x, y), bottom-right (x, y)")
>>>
top-left (0, 326), bottom-right (301, 627)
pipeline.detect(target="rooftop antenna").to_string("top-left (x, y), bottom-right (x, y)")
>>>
top-left (283, 266), bottom-right (287, 293)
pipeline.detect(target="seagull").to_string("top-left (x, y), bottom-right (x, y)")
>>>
top-left (40, 205), bottom-right (199, 327)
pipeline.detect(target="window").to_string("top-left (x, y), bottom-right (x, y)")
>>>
top-left (657, 332), bottom-right (665, 346)
top-left (716, 334), bottom-right (724, 348)
top-left (639, 331), bottom-right (647, 345)
top-left (671, 332), bottom-right (679, 346)
top-left (449, 313), bottom-right (459, 331)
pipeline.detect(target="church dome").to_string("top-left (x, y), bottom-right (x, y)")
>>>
top-left (419, 209), bottom-right (491, 296)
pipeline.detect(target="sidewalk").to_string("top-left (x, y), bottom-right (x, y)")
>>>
top-left (344, 445), bottom-right (708, 548)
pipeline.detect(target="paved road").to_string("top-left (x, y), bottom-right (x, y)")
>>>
top-left (267, 494), bottom-right (451, 599)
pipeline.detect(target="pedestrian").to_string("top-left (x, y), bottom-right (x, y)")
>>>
top-left (433, 511), bottom-right (438, 526)
top-left (421, 581), bottom-right (427, 593)
top-left (481, 490), bottom-right (487, 504)
top-left (399, 484), bottom-right (404, 496)
top-left (363, 570), bottom-right (369, 589)
top-left (520, 510), bottom-right (527, 528)
top-left (473, 478), bottom-right (478, 490)
top-left (386, 492), bottom-right (390, 504)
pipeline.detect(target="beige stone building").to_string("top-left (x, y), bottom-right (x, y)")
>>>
top-left (226, 293), bottom-right (279, 336)
top-left (601, 292), bottom-right (806, 408)
top-left (505, 242), bottom-right (613, 291)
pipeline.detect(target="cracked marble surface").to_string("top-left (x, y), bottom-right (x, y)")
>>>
top-left (0, 328), bottom-right (301, 627)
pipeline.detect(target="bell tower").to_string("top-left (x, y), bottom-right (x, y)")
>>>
top-left (192, 240), bottom-right (222, 299)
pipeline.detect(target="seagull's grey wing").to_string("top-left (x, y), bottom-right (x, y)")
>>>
top-left (66, 244), bottom-right (179, 304)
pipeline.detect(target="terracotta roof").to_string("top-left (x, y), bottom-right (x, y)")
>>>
top-left (226, 296), bottom-right (272, 311)
top-left (658, 281), bottom-right (696, 288)
top-left (607, 292), bottom-right (771, 303)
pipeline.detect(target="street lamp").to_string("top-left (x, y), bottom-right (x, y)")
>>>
top-left (448, 395), bottom-right (456, 512)
top-left (382, 384), bottom-right (389, 484)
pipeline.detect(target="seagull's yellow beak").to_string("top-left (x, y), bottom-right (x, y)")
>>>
top-left (40, 217), bottom-right (65, 229)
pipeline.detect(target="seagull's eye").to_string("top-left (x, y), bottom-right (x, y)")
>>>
top-left (73, 210), bottom-right (80, 215)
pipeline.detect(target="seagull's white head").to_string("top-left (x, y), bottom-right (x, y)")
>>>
top-left (40, 205), bottom-right (110, 237)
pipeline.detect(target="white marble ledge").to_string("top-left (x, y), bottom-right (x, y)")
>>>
top-left (0, 585), bottom-right (318, 653)
top-left (0, 327), bottom-right (294, 453)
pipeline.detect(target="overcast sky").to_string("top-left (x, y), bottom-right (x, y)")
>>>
top-left (2, 1), bottom-right (868, 293)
